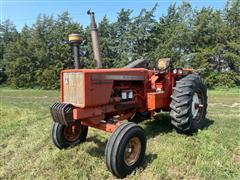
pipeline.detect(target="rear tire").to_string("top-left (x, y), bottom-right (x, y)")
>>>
top-left (170, 74), bottom-right (207, 134)
top-left (51, 122), bottom-right (88, 149)
top-left (105, 122), bottom-right (146, 178)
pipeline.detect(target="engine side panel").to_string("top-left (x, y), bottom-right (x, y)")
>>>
top-left (61, 68), bottom-right (149, 108)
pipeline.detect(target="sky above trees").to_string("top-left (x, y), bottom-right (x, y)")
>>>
top-left (1, 0), bottom-right (226, 30)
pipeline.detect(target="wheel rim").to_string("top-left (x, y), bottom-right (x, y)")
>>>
top-left (63, 125), bottom-right (81, 142)
top-left (192, 91), bottom-right (204, 121)
top-left (124, 137), bottom-right (141, 166)
top-left (192, 93), bottom-right (200, 119)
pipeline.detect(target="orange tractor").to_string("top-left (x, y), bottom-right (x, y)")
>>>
top-left (50, 10), bottom-right (207, 178)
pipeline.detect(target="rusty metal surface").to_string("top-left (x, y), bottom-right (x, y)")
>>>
top-left (54, 63), bottom-right (191, 132)
top-left (73, 44), bottom-right (81, 69)
top-left (87, 10), bottom-right (102, 68)
top-left (63, 72), bottom-right (84, 105)
top-left (61, 68), bottom-right (149, 108)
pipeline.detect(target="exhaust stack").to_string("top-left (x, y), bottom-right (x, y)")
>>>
top-left (87, 10), bottom-right (102, 68)
top-left (69, 34), bottom-right (82, 69)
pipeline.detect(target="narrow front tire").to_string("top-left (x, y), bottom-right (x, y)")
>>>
top-left (51, 122), bottom-right (88, 149)
top-left (105, 122), bottom-right (146, 178)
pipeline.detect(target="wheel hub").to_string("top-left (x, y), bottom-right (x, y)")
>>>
top-left (124, 137), bottom-right (141, 166)
top-left (63, 125), bottom-right (81, 142)
top-left (192, 93), bottom-right (201, 119)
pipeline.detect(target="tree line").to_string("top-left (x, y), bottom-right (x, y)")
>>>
top-left (0, 0), bottom-right (239, 89)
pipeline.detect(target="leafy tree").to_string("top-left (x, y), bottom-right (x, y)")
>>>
top-left (98, 16), bottom-right (116, 68)
top-left (112, 8), bottom-right (133, 67)
top-left (1, 1), bottom-right (240, 88)
top-left (128, 4), bottom-right (158, 65)
top-left (0, 19), bottom-right (18, 83)
top-left (153, 2), bottom-right (193, 67)
top-left (3, 12), bottom-right (83, 89)
top-left (223, 0), bottom-right (240, 85)
top-left (4, 26), bottom-right (36, 88)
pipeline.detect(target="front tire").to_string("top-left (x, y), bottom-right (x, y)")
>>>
top-left (170, 74), bottom-right (207, 134)
top-left (105, 122), bottom-right (146, 178)
top-left (51, 122), bottom-right (88, 149)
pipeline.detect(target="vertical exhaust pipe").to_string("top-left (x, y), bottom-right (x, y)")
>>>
top-left (87, 9), bottom-right (102, 68)
top-left (69, 34), bottom-right (82, 69)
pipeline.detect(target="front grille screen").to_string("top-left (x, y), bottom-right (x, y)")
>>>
top-left (63, 72), bottom-right (84, 105)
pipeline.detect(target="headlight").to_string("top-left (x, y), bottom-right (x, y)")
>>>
top-left (178, 68), bottom-right (183, 74)
top-left (173, 68), bottom-right (183, 75)
top-left (173, 69), bottom-right (177, 74)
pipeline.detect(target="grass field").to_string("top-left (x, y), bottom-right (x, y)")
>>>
top-left (0, 88), bottom-right (239, 179)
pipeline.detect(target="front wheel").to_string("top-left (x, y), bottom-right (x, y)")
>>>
top-left (51, 122), bottom-right (88, 149)
top-left (105, 122), bottom-right (146, 178)
top-left (170, 74), bottom-right (207, 134)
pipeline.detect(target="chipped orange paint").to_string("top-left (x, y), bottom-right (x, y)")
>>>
top-left (59, 68), bottom-right (193, 132)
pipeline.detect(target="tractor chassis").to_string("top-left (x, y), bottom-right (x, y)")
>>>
top-left (50, 101), bottom-right (143, 133)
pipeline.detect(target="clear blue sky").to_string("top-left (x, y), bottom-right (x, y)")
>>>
top-left (1, 0), bottom-right (226, 31)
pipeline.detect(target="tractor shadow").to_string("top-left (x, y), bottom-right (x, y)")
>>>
top-left (205, 118), bottom-right (214, 129)
top-left (86, 113), bottom-right (174, 159)
top-left (86, 135), bottom-right (107, 158)
top-left (144, 114), bottom-right (215, 138)
top-left (86, 134), bottom-right (158, 168)
top-left (86, 114), bottom-right (214, 160)
top-left (143, 113), bottom-right (174, 139)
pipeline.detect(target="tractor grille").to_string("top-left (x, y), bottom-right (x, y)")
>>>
top-left (63, 72), bottom-right (84, 105)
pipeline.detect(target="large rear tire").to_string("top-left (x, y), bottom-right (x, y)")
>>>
top-left (51, 122), bottom-right (88, 149)
top-left (170, 74), bottom-right (207, 134)
top-left (105, 122), bottom-right (146, 178)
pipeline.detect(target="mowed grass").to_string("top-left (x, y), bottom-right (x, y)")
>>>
top-left (0, 87), bottom-right (239, 179)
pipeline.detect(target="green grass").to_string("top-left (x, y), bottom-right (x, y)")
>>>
top-left (0, 88), bottom-right (240, 179)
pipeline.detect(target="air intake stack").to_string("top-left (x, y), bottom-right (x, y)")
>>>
top-left (87, 9), bottom-right (102, 68)
top-left (69, 34), bottom-right (82, 69)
